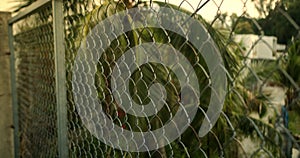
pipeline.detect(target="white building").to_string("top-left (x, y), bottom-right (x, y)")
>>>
top-left (234, 34), bottom-right (286, 60)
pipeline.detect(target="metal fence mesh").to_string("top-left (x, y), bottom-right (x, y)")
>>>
top-left (9, 0), bottom-right (300, 157)
top-left (12, 4), bottom-right (57, 157)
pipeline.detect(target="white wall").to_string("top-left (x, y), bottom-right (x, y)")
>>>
top-left (234, 34), bottom-right (278, 60)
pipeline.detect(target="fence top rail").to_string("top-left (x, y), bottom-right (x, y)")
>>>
top-left (9, 0), bottom-right (51, 25)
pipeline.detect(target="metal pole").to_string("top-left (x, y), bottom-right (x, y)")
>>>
top-left (8, 23), bottom-right (20, 158)
top-left (53, 0), bottom-right (69, 157)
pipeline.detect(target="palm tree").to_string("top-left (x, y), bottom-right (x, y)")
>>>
top-left (281, 40), bottom-right (300, 112)
top-left (66, 1), bottom-right (286, 157)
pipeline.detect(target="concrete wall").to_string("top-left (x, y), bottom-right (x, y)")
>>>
top-left (0, 11), bottom-right (13, 158)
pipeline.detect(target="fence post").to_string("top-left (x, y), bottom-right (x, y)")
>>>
top-left (8, 15), bottom-right (19, 158)
top-left (53, 0), bottom-right (68, 157)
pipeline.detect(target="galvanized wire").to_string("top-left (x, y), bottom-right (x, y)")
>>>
top-left (9, 0), bottom-right (300, 157)
top-left (12, 4), bottom-right (57, 157)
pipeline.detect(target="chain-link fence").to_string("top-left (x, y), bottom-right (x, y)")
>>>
top-left (9, 3), bottom-right (57, 157)
top-left (9, 0), bottom-right (300, 157)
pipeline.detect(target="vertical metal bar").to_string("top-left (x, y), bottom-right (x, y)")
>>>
top-left (53, 0), bottom-right (68, 157)
top-left (8, 23), bottom-right (20, 158)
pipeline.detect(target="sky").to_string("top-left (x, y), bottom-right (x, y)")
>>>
top-left (0, 0), bottom-right (260, 21)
